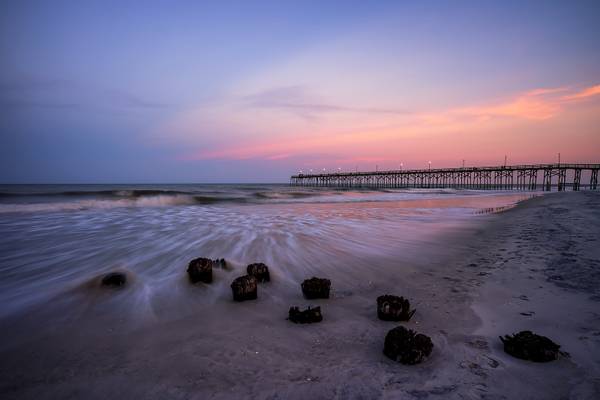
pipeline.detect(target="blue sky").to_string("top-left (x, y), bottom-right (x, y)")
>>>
top-left (1, 1), bottom-right (599, 183)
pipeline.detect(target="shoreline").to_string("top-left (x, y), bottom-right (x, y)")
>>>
top-left (0, 192), bottom-right (598, 399)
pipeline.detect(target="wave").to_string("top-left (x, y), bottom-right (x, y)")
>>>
top-left (0, 193), bottom-right (257, 213)
top-left (0, 185), bottom-right (503, 214)
top-left (253, 191), bottom-right (316, 199)
top-left (0, 189), bottom-right (195, 198)
top-left (192, 196), bottom-right (248, 204)
top-left (0, 195), bottom-right (197, 213)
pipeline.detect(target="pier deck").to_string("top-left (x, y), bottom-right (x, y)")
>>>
top-left (290, 163), bottom-right (599, 191)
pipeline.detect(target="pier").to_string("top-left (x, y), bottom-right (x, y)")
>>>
top-left (290, 163), bottom-right (600, 191)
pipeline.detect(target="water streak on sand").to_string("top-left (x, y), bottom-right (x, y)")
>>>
top-left (0, 185), bottom-right (533, 318)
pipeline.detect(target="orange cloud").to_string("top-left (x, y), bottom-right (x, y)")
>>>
top-left (422, 83), bottom-right (600, 124)
top-left (455, 88), bottom-right (563, 120)
top-left (562, 84), bottom-right (600, 101)
top-left (177, 83), bottom-right (600, 162)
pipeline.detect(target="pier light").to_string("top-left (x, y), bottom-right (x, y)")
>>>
top-left (428, 161), bottom-right (431, 170)
top-left (400, 162), bottom-right (403, 170)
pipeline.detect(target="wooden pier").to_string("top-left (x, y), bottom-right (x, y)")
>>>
top-left (290, 163), bottom-right (599, 191)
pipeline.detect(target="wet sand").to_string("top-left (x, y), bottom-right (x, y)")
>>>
top-left (467, 192), bottom-right (600, 399)
top-left (1, 192), bottom-right (599, 399)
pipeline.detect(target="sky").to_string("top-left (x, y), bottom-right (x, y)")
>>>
top-left (1, 0), bottom-right (599, 183)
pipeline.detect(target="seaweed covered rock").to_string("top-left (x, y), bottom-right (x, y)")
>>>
top-left (288, 306), bottom-right (323, 324)
top-left (231, 275), bottom-right (258, 301)
top-left (301, 277), bottom-right (331, 299)
top-left (500, 331), bottom-right (563, 362)
top-left (187, 257), bottom-right (213, 284)
top-left (383, 326), bottom-right (433, 365)
top-left (377, 295), bottom-right (416, 321)
top-left (101, 272), bottom-right (127, 287)
top-left (247, 263), bottom-right (270, 282)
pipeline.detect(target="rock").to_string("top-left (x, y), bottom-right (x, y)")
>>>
top-left (383, 326), bottom-right (433, 365)
top-left (301, 277), bottom-right (331, 299)
top-left (377, 295), bottom-right (416, 321)
top-left (247, 263), bottom-right (270, 282)
top-left (500, 331), bottom-right (564, 362)
top-left (101, 272), bottom-right (127, 287)
top-left (212, 258), bottom-right (227, 269)
top-left (288, 306), bottom-right (323, 324)
top-left (231, 275), bottom-right (258, 301)
top-left (187, 257), bottom-right (213, 284)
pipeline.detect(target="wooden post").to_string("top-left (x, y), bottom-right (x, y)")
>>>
top-left (558, 169), bottom-right (566, 191)
top-left (573, 169), bottom-right (581, 191)
top-left (544, 169), bottom-right (551, 191)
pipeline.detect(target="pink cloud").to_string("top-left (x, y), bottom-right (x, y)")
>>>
top-left (454, 87), bottom-right (564, 120)
top-left (561, 84), bottom-right (600, 101)
top-left (265, 153), bottom-right (291, 160)
top-left (179, 83), bottom-right (600, 163)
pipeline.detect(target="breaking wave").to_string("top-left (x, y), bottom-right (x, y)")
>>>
top-left (0, 195), bottom-right (198, 213)
top-left (0, 189), bottom-right (193, 198)
top-left (0, 184), bottom-right (535, 214)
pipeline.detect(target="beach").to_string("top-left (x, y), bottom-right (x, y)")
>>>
top-left (0, 187), bottom-right (598, 399)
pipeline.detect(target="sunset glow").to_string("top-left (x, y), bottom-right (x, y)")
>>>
top-left (179, 83), bottom-right (600, 169)
top-left (1, 1), bottom-right (599, 182)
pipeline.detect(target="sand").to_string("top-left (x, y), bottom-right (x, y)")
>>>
top-left (1, 192), bottom-right (599, 399)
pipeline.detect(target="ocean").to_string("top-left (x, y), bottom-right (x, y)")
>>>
top-left (0, 184), bottom-right (534, 319)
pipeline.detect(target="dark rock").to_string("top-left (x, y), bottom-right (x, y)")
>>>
top-left (288, 306), bottom-right (323, 324)
top-left (301, 277), bottom-right (331, 299)
top-left (520, 311), bottom-right (535, 316)
top-left (247, 263), bottom-right (270, 282)
top-left (500, 331), bottom-right (564, 362)
top-left (377, 295), bottom-right (416, 321)
top-left (383, 326), bottom-right (433, 365)
top-left (101, 272), bottom-right (127, 287)
top-left (231, 275), bottom-right (258, 301)
top-left (187, 257), bottom-right (213, 284)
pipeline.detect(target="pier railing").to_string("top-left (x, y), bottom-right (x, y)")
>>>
top-left (290, 163), bottom-right (599, 191)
